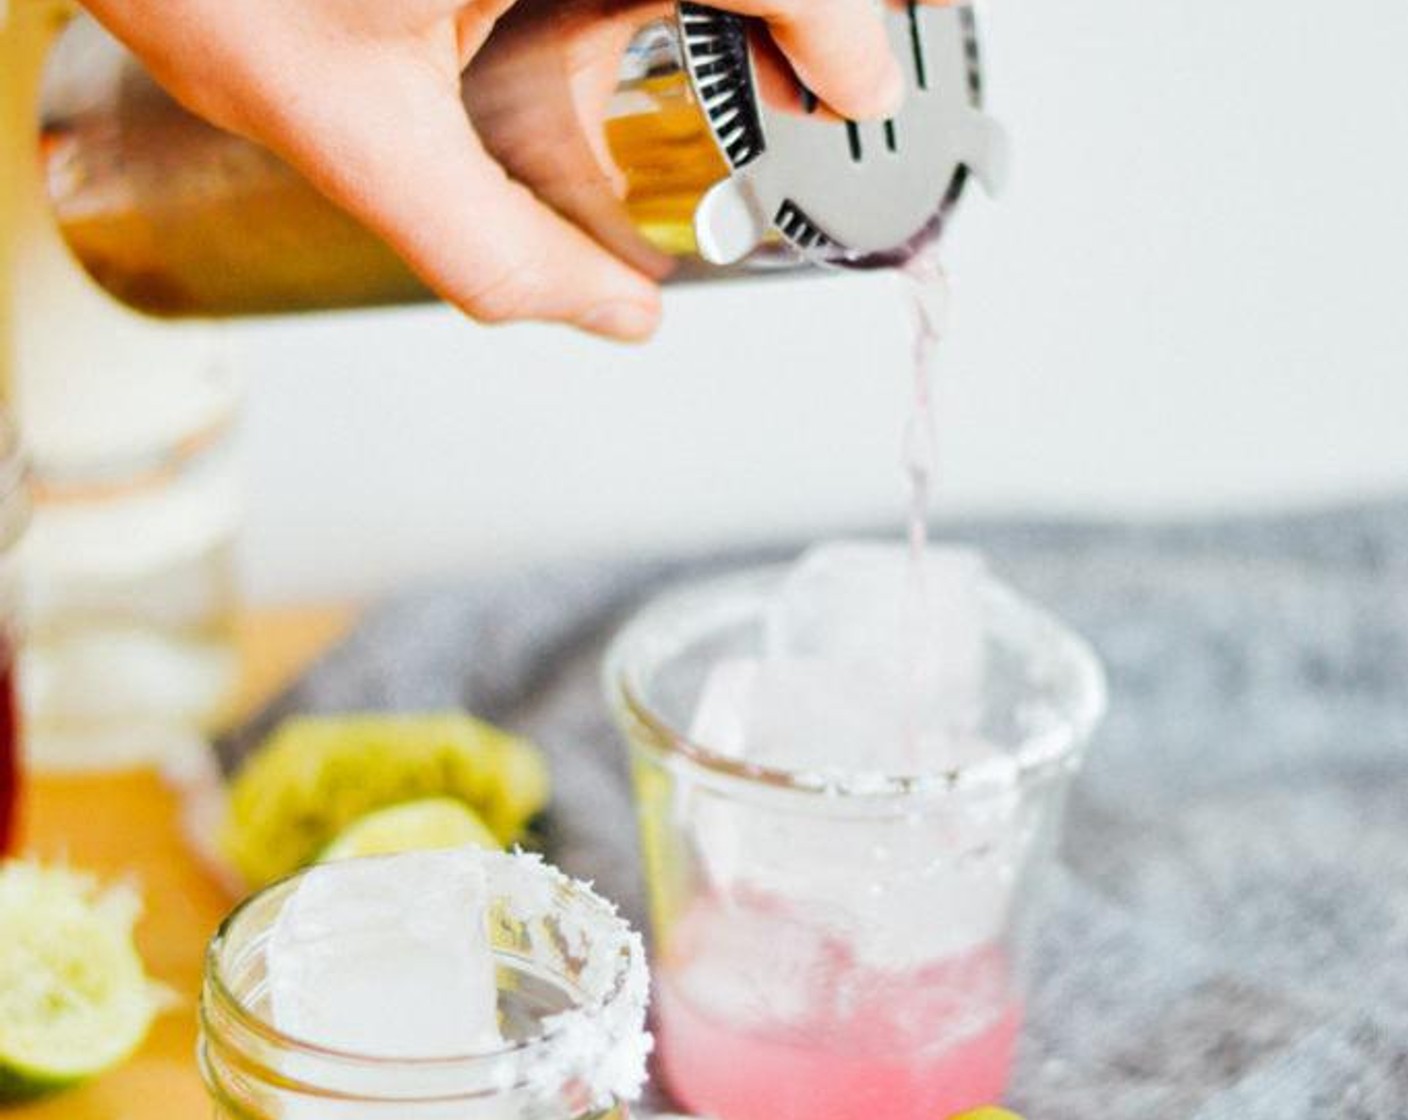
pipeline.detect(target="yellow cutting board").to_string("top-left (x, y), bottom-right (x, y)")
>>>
top-left (13, 607), bottom-right (353, 1120)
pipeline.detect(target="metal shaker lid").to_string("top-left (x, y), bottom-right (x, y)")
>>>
top-left (678, 1), bottom-right (1008, 267)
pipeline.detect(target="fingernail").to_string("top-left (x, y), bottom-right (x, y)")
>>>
top-left (580, 300), bottom-right (659, 342)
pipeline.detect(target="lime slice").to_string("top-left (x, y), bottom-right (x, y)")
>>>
top-left (322, 798), bottom-right (500, 862)
top-left (220, 714), bottom-right (550, 888)
top-left (0, 863), bottom-right (160, 1102)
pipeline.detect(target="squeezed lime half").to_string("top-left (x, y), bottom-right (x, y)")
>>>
top-left (322, 797), bottom-right (500, 862)
top-left (0, 862), bottom-right (160, 1102)
top-left (220, 714), bottom-right (549, 888)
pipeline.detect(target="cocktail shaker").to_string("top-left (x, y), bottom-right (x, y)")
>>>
top-left (40, 0), bottom-right (1006, 318)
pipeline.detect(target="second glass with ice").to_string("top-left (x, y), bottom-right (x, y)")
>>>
top-left (200, 848), bottom-right (651, 1120)
top-left (606, 542), bottom-right (1106, 1120)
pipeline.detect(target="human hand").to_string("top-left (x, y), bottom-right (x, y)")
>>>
top-left (82, 0), bottom-right (951, 341)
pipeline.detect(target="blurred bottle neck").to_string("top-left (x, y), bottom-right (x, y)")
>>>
top-left (1, 1), bottom-right (71, 397)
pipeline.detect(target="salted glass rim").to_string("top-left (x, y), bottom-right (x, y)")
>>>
top-left (604, 562), bottom-right (1108, 802)
top-left (202, 849), bottom-right (649, 1102)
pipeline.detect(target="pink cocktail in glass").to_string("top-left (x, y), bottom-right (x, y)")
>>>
top-left (606, 565), bottom-right (1105, 1120)
top-left (655, 898), bottom-right (1021, 1120)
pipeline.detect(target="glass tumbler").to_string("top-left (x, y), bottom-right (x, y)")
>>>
top-left (604, 564), bottom-right (1106, 1120)
top-left (199, 851), bottom-right (651, 1120)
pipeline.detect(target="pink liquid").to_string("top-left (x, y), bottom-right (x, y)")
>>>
top-left (658, 990), bottom-right (1018, 1120)
top-left (898, 250), bottom-right (951, 765)
top-left (656, 254), bottom-right (1010, 1120)
top-left (901, 249), bottom-right (949, 572)
top-left (655, 901), bottom-right (1020, 1120)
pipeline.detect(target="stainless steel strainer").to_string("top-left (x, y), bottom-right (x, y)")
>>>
top-left (681, 0), bottom-right (1008, 267)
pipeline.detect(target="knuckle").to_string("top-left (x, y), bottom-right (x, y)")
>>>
top-left (460, 254), bottom-right (548, 325)
top-left (759, 0), bottom-right (804, 26)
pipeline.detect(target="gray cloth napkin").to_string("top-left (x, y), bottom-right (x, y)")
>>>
top-left (218, 501), bottom-right (1408, 1119)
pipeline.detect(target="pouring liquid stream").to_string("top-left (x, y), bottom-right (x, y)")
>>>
top-left (903, 251), bottom-right (949, 570)
top-left (899, 250), bottom-right (951, 770)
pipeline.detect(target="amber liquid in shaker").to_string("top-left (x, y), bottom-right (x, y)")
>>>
top-left (43, 28), bottom-right (730, 319)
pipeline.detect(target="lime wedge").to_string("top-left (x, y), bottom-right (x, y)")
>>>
top-left (220, 714), bottom-right (550, 888)
top-left (0, 863), bottom-right (160, 1102)
top-left (322, 798), bottom-right (500, 862)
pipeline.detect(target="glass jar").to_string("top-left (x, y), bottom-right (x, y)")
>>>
top-left (200, 852), bottom-right (651, 1120)
top-left (604, 565), bottom-right (1107, 1120)
top-left (0, 414), bottom-right (28, 853)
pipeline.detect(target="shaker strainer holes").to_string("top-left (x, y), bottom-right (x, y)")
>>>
top-left (847, 121), bottom-right (864, 162)
top-left (774, 201), bottom-right (831, 251)
top-left (907, 1), bottom-right (930, 90)
top-left (680, 2), bottom-right (765, 167)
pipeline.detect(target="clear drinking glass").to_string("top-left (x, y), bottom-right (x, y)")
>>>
top-left (199, 852), bottom-right (650, 1120)
top-left (605, 564), bottom-right (1106, 1120)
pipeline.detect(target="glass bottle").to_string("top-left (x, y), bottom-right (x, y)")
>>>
top-left (1, 0), bottom-right (43, 836)
top-left (5, 0), bottom-right (241, 772)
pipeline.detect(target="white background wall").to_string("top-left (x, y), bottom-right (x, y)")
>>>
top-left (233, 0), bottom-right (1408, 604)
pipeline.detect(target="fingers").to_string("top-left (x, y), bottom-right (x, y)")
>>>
top-left (460, 0), bottom-right (678, 281)
top-left (263, 53), bottom-right (662, 340)
top-left (714, 0), bottom-right (904, 120)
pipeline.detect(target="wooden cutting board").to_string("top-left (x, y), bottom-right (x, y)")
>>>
top-left (13, 607), bottom-right (354, 1120)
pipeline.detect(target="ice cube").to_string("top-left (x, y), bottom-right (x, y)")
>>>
top-left (267, 850), bottom-right (503, 1060)
top-left (667, 895), bottom-right (839, 1029)
top-left (692, 656), bottom-right (913, 773)
top-left (683, 543), bottom-right (1016, 972)
top-left (688, 657), bottom-right (918, 892)
top-left (694, 544), bottom-right (989, 776)
top-left (743, 656), bottom-right (917, 775)
top-left (764, 540), bottom-right (988, 731)
top-left (847, 799), bottom-right (1027, 969)
top-left (688, 657), bottom-right (759, 759)
top-left (693, 657), bottom-right (989, 780)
